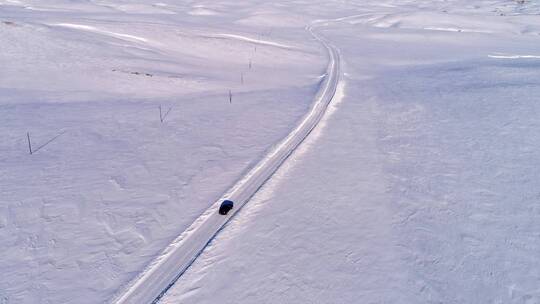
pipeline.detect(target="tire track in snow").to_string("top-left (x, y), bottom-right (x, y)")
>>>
top-left (111, 24), bottom-right (341, 304)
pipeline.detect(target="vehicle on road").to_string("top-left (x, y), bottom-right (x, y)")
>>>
top-left (219, 200), bottom-right (234, 215)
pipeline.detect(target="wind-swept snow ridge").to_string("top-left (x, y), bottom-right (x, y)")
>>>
top-left (111, 25), bottom-right (340, 304)
top-left (488, 53), bottom-right (540, 59)
top-left (204, 33), bottom-right (296, 49)
top-left (53, 23), bottom-right (149, 43)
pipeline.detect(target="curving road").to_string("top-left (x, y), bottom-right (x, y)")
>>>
top-left (111, 25), bottom-right (341, 304)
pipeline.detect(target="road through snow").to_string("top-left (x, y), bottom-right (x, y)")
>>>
top-left (111, 25), bottom-right (341, 304)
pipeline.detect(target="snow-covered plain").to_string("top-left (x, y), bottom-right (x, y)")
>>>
top-left (1, 1), bottom-right (324, 303)
top-left (2, 0), bottom-right (540, 303)
top-left (159, 1), bottom-right (540, 304)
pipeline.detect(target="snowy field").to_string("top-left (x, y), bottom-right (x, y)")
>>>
top-left (1, 1), bottom-right (323, 303)
top-left (2, 0), bottom-right (540, 303)
top-left (160, 1), bottom-right (540, 304)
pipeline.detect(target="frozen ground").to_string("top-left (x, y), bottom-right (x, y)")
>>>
top-left (159, 1), bottom-right (540, 304)
top-left (0, 1), bottom-right (324, 303)
top-left (2, 0), bottom-right (540, 303)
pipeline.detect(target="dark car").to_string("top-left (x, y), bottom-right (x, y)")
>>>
top-left (219, 200), bottom-right (234, 215)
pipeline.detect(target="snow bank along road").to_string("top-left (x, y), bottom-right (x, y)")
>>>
top-left (111, 25), bottom-right (341, 304)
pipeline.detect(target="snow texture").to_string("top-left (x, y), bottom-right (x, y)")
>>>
top-left (2, 0), bottom-right (540, 304)
top-left (1, 1), bottom-right (322, 303)
top-left (160, 1), bottom-right (540, 304)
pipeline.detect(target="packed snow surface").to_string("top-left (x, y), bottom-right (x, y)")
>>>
top-left (2, 0), bottom-right (540, 304)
